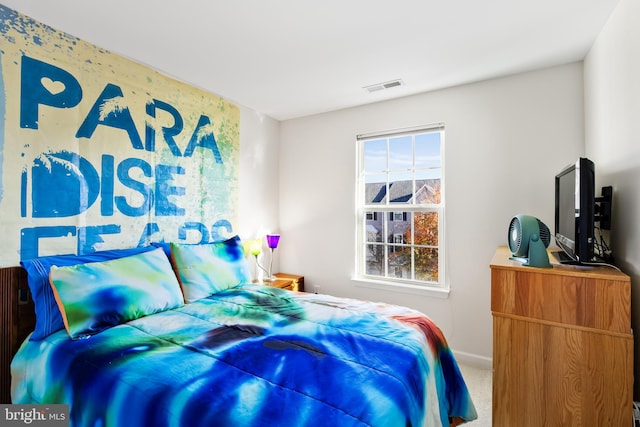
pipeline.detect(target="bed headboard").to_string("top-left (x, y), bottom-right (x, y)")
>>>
top-left (0, 266), bottom-right (35, 404)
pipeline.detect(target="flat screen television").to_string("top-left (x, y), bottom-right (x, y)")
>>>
top-left (554, 157), bottom-right (595, 263)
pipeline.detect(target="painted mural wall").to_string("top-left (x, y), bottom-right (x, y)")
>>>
top-left (0, 6), bottom-right (240, 266)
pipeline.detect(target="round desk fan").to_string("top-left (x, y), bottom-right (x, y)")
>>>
top-left (508, 214), bottom-right (552, 268)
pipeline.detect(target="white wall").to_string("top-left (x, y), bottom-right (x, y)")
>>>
top-left (278, 63), bottom-right (585, 366)
top-left (238, 107), bottom-right (281, 237)
top-left (237, 107), bottom-right (281, 277)
top-left (584, 0), bottom-right (640, 398)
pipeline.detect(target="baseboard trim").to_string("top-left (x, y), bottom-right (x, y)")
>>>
top-left (452, 350), bottom-right (492, 370)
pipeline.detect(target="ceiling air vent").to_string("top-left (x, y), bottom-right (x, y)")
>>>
top-left (363, 79), bottom-right (404, 93)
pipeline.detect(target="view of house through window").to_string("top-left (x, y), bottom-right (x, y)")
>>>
top-left (356, 124), bottom-right (444, 287)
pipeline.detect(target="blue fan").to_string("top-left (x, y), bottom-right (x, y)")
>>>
top-left (508, 214), bottom-right (552, 268)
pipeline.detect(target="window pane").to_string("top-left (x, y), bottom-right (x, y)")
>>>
top-left (387, 211), bottom-right (409, 245)
top-left (364, 138), bottom-right (387, 172)
top-left (365, 173), bottom-right (387, 205)
top-left (414, 247), bottom-right (438, 281)
top-left (389, 136), bottom-right (412, 171)
top-left (415, 133), bottom-right (441, 184)
top-left (414, 212), bottom-right (438, 245)
top-left (365, 172), bottom-right (387, 184)
top-left (365, 212), bottom-right (383, 242)
top-left (365, 244), bottom-right (384, 275)
top-left (388, 173), bottom-right (413, 203)
top-left (415, 133), bottom-right (441, 169)
top-left (415, 167), bottom-right (441, 181)
top-left (413, 179), bottom-right (441, 204)
top-left (387, 245), bottom-right (411, 279)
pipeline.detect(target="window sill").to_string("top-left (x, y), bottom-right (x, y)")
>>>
top-left (351, 277), bottom-right (450, 299)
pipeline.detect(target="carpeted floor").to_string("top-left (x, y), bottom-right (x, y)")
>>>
top-left (458, 363), bottom-right (492, 427)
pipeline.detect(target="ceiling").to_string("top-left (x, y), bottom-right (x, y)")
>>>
top-left (1, 0), bottom-right (621, 121)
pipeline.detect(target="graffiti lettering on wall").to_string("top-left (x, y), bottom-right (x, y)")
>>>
top-left (0, 6), bottom-right (240, 265)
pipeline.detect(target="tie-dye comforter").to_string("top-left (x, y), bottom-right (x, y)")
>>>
top-left (12, 285), bottom-right (477, 426)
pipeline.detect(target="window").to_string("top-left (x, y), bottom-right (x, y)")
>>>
top-left (355, 124), bottom-right (444, 288)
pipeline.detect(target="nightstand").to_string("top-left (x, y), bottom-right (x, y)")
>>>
top-left (270, 273), bottom-right (304, 292)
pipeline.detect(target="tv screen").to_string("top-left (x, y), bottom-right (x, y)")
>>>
top-left (554, 158), bottom-right (595, 263)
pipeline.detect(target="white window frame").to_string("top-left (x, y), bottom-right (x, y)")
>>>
top-left (354, 124), bottom-right (447, 297)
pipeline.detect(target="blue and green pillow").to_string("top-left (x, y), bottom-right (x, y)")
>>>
top-left (171, 236), bottom-right (252, 302)
top-left (21, 246), bottom-right (157, 341)
top-left (49, 247), bottom-right (184, 340)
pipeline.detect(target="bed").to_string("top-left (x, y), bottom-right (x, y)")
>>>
top-left (1, 237), bottom-right (477, 426)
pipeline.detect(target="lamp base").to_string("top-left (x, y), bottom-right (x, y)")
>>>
top-left (263, 276), bottom-right (276, 282)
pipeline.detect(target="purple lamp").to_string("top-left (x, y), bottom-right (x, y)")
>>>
top-left (264, 234), bottom-right (280, 281)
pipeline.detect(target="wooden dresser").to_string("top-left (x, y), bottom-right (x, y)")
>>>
top-left (490, 247), bottom-right (632, 427)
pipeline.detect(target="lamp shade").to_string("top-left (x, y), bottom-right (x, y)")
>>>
top-left (249, 239), bottom-right (262, 256)
top-left (266, 234), bottom-right (280, 249)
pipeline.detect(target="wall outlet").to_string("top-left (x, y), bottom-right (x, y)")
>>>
top-left (313, 285), bottom-right (321, 294)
